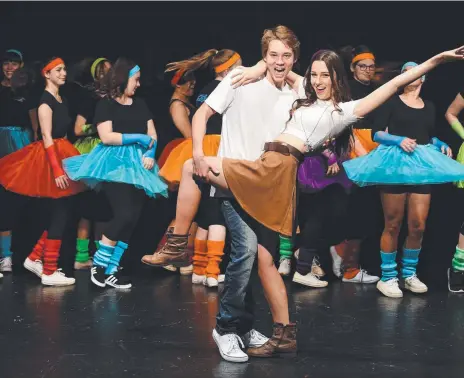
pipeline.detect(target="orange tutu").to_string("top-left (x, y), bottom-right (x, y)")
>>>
top-left (157, 138), bottom-right (185, 169)
top-left (159, 135), bottom-right (221, 186)
top-left (0, 138), bottom-right (85, 198)
top-left (350, 129), bottom-right (379, 159)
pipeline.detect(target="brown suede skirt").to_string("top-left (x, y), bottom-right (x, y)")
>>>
top-left (222, 150), bottom-right (299, 236)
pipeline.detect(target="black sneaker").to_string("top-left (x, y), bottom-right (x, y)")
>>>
top-left (448, 268), bottom-right (464, 293)
top-left (90, 266), bottom-right (107, 288)
top-left (105, 270), bottom-right (132, 289)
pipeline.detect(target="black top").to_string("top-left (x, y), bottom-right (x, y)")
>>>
top-left (38, 91), bottom-right (72, 139)
top-left (0, 87), bottom-right (35, 129)
top-left (349, 79), bottom-right (378, 130)
top-left (371, 95), bottom-right (436, 145)
top-left (167, 98), bottom-right (196, 140)
top-left (195, 79), bottom-right (222, 135)
top-left (75, 89), bottom-right (99, 126)
top-left (94, 97), bottom-right (153, 134)
top-left (349, 79), bottom-right (376, 100)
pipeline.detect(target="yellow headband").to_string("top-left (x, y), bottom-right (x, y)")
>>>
top-left (90, 57), bottom-right (108, 79)
top-left (352, 53), bottom-right (375, 65)
top-left (214, 53), bottom-right (241, 73)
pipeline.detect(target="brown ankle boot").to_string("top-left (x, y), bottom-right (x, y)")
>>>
top-left (141, 233), bottom-right (191, 267)
top-left (247, 323), bottom-right (297, 358)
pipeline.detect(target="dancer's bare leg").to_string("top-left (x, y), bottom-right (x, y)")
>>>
top-left (173, 157), bottom-right (228, 235)
top-left (258, 245), bottom-right (290, 325)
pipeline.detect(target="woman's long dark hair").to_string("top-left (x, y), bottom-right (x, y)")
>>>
top-left (289, 50), bottom-right (353, 158)
top-left (68, 57), bottom-right (94, 88)
top-left (99, 57), bottom-right (136, 98)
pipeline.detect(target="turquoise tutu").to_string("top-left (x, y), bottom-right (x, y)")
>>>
top-left (0, 126), bottom-right (32, 159)
top-left (343, 144), bottom-right (464, 186)
top-left (63, 144), bottom-right (168, 198)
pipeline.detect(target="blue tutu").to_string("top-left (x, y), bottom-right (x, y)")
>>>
top-left (343, 144), bottom-right (464, 186)
top-left (63, 144), bottom-right (168, 198)
top-left (0, 126), bottom-right (32, 159)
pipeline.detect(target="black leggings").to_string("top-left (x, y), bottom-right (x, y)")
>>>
top-left (195, 185), bottom-right (225, 230)
top-left (343, 185), bottom-right (383, 241)
top-left (103, 183), bottom-right (146, 243)
top-left (297, 185), bottom-right (348, 275)
top-left (0, 185), bottom-right (69, 240)
top-left (48, 197), bottom-right (70, 240)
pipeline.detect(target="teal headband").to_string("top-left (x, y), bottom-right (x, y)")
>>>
top-left (129, 65), bottom-right (140, 78)
top-left (401, 61), bottom-right (426, 82)
top-left (6, 49), bottom-right (23, 62)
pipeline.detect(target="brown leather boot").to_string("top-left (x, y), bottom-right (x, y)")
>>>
top-left (247, 323), bottom-right (297, 358)
top-left (141, 233), bottom-right (191, 267)
top-left (156, 226), bottom-right (174, 253)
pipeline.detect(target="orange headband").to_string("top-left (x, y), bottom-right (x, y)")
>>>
top-left (352, 53), bottom-right (375, 65)
top-left (171, 69), bottom-right (185, 86)
top-left (214, 53), bottom-right (241, 73)
top-left (42, 58), bottom-right (65, 77)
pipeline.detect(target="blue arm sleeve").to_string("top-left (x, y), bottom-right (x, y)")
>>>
top-left (143, 140), bottom-right (158, 159)
top-left (121, 134), bottom-right (152, 148)
top-left (431, 137), bottom-right (449, 150)
top-left (373, 131), bottom-right (406, 146)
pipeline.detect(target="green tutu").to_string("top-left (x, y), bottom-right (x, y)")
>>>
top-left (456, 142), bottom-right (464, 188)
top-left (74, 136), bottom-right (101, 154)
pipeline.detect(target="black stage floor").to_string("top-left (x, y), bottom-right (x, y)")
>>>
top-left (1, 267), bottom-right (463, 378)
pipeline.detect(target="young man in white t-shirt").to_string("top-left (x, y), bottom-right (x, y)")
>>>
top-left (148, 26), bottom-right (301, 361)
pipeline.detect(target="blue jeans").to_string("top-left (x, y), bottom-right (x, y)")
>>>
top-left (215, 200), bottom-right (258, 336)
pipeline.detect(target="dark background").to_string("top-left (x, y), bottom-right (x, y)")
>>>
top-left (1, 1), bottom-right (464, 287)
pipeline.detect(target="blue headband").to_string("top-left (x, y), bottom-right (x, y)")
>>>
top-left (401, 61), bottom-right (426, 82)
top-left (129, 65), bottom-right (140, 78)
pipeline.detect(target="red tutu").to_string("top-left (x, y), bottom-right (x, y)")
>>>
top-left (0, 138), bottom-right (85, 198)
top-left (158, 138), bottom-right (185, 169)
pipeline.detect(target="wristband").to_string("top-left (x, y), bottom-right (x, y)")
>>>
top-left (431, 137), bottom-right (449, 150)
top-left (450, 119), bottom-right (464, 140)
top-left (122, 133), bottom-right (152, 148)
top-left (45, 144), bottom-right (65, 178)
top-left (143, 140), bottom-right (158, 159)
top-left (373, 131), bottom-right (405, 146)
top-left (82, 124), bottom-right (96, 135)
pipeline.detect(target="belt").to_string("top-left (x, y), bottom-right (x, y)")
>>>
top-left (264, 142), bottom-right (304, 162)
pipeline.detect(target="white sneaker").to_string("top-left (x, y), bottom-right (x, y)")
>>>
top-left (377, 278), bottom-right (403, 298)
top-left (23, 258), bottom-right (43, 278)
top-left (292, 271), bottom-right (328, 288)
top-left (278, 258), bottom-right (291, 276)
top-left (329, 246), bottom-right (344, 278)
top-left (0, 272), bottom-right (3, 279)
top-left (0, 257), bottom-right (12, 272)
top-left (41, 269), bottom-right (75, 286)
top-left (218, 274), bottom-right (225, 283)
top-left (205, 277), bottom-right (219, 287)
top-left (243, 329), bottom-right (269, 348)
top-left (180, 265), bottom-right (193, 275)
top-left (163, 265), bottom-right (178, 272)
top-left (192, 273), bottom-right (206, 284)
top-left (164, 264), bottom-right (193, 275)
top-left (342, 269), bottom-right (380, 284)
top-left (212, 329), bottom-right (248, 363)
top-left (403, 274), bottom-right (428, 294)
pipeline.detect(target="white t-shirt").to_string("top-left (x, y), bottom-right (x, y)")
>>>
top-left (281, 78), bottom-right (361, 150)
top-left (206, 69), bottom-right (298, 161)
top-left (205, 69), bottom-right (298, 197)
